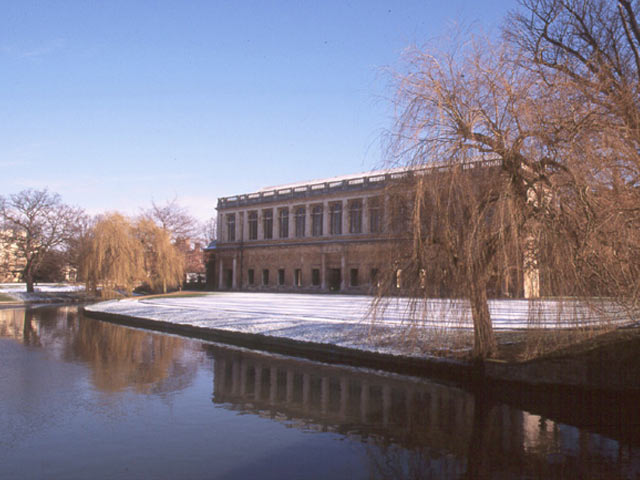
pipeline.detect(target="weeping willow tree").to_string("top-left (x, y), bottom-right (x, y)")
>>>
top-left (82, 214), bottom-right (184, 296)
top-left (135, 218), bottom-right (184, 294)
top-left (81, 213), bottom-right (144, 297)
top-left (384, 35), bottom-right (561, 358)
top-left (381, 0), bottom-right (640, 359)
top-left (376, 164), bottom-right (527, 358)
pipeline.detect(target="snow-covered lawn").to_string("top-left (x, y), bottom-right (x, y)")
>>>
top-left (0, 283), bottom-right (85, 302)
top-left (85, 292), bottom-right (636, 357)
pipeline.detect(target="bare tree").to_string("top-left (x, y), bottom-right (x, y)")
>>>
top-left (65, 213), bottom-right (94, 282)
top-left (506, 0), bottom-right (640, 302)
top-left (507, 0), bottom-right (639, 147)
top-left (0, 189), bottom-right (85, 293)
top-left (135, 218), bottom-right (184, 294)
top-left (143, 198), bottom-right (200, 242)
top-left (203, 215), bottom-right (217, 245)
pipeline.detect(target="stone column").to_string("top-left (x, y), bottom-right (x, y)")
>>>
top-left (241, 211), bottom-right (247, 242)
top-left (230, 212), bottom-right (236, 241)
top-left (383, 194), bottom-right (390, 233)
top-left (321, 252), bottom-right (327, 290)
top-left (341, 199), bottom-right (348, 235)
top-left (524, 186), bottom-right (541, 298)
top-left (257, 210), bottom-right (264, 240)
top-left (232, 255), bottom-right (237, 289)
top-left (340, 253), bottom-right (347, 290)
top-left (274, 208), bottom-right (280, 240)
top-left (362, 197), bottom-right (369, 234)
top-left (523, 233), bottom-right (540, 298)
top-left (305, 204), bottom-right (312, 237)
top-left (218, 258), bottom-right (224, 290)
top-left (288, 206), bottom-right (295, 239)
top-left (323, 201), bottom-right (330, 236)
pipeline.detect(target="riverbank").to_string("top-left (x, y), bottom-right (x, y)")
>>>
top-left (83, 292), bottom-right (640, 392)
top-left (0, 283), bottom-right (91, 306)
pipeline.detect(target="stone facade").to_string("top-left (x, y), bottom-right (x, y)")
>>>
top-left (207, 170), bottom-right (395, 293)
top-left (207, 165), bottom-right (539, 297)
top-left (0, 232), bottom-right (25, 283)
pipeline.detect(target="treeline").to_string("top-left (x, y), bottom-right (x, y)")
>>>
top-left (0, 190), bottom-right (215, 296)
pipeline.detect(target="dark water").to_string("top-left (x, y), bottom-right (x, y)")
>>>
top-left (1, 306), bottom-right (639, 479)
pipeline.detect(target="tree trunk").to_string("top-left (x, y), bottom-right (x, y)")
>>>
top-left (23, 310), bottom-right (38, 346)
top-left (24, 265), bottom-right (35, 293)
top-left (469, 272), bottom-right (496, 358)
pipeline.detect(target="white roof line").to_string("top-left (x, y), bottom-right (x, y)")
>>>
top-left (256, 166), bottom-right (409, 193)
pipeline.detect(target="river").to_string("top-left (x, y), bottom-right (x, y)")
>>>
top-left (1, 305), bottom-right (639, 479)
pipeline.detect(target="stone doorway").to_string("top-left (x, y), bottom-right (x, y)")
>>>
top-left (224, 269), bottom-right (233, 289)
top-left (328, 268), bottom-right (341, 291)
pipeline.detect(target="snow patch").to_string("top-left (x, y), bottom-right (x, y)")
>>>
top-left (85, 293), bottom-right (635, 357)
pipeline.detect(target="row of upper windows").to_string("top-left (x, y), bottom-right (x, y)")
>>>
top-left (224, 198), bottom-right (383, 242)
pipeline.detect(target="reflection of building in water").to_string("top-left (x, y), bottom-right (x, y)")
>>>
top-left (0, 308), bottom-right (35, 339)
top-left (0, 306), bottom-right (70, 347)
top-left (209, 345), bottom-right (640, 478)
top-left (212, 347), bottom-right (519, 452)
top-left (523, 413), bottom-right (557, 452)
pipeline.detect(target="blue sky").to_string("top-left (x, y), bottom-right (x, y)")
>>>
top-left (1, 0), bottom-right (515, 221)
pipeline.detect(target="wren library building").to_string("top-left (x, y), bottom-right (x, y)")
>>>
top-left (205, 163), bottom-right (539, 298)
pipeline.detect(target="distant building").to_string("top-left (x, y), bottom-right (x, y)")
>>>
top-left (0, 231), bottom-right (78, 284)
top-left (175, 238), bottom-right (207, 286)
top-left (0, 232), bottom-right (26, 283)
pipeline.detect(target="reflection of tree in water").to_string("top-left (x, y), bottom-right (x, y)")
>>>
top-left (0, 307), bottom-right (200, 395)
top-left (69, 316), bottom-right (198, 395)
top-left (21, 309), bottom-right (40, 347)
